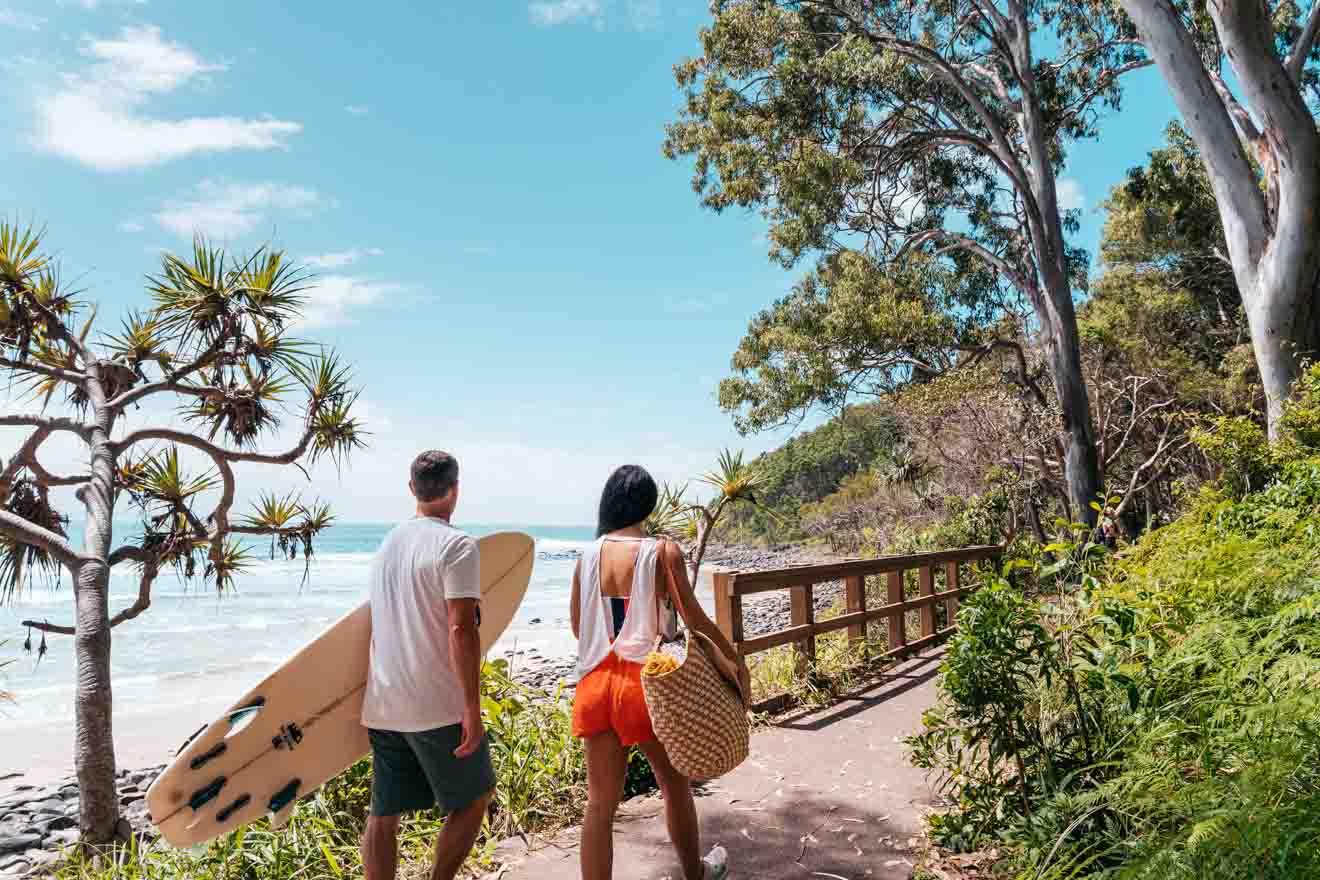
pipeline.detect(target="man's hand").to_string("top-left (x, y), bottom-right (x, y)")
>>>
top-left (455, 705), bottom-right (486, 758)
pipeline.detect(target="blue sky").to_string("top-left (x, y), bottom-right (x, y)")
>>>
top-left (1, 0), bottom-right (1181, 525)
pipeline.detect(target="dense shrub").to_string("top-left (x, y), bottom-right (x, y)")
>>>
top-left (912, 452), bottom-right (1320, 878)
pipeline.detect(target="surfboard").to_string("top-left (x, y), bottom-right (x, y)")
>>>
top-left (145, 530), bottom-right (535, 848)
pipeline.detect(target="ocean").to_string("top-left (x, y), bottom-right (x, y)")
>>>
top-left (0, 522), bottom-right (598, 732)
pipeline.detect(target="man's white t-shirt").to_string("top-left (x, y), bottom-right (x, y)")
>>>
top-left (361, 516), bottom-right (481, 732)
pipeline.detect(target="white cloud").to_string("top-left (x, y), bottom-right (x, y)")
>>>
top-left (34, 25), bottom-right (301, 171)
top-left (297, 275), bottom-right (401, 328)
top-left (344, 104), bottom-right (369, 116)
top-left (56, 0), bottom-right (148, 8)
top-left (304, 248), bottom-right (383, 269)
top-left (528, 0), bottom-right (659, 30)
top-left (627, 0), bottom-right (661, 29)
top-left (529, 0), bottom-right (602, 26)
top-left (1057, 177), bottom-right (1086, 213)
top-left (154, 179), bottom-right (325, 239)
top-left (0, 10), bottom-right (46, 30)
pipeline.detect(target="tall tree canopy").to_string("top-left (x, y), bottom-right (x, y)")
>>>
top-left (0, 227), bottom-right (364, 843)
top-left (1116, 0), bottom-right (1320, 437)
top-left (665, 0), bottom-right (1151, 524)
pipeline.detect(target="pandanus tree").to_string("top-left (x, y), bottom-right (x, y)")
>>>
top-left (664, 0), bottom-right (1155, 526)
top-left (0, 225), bottom-right (364, 844)
top-left (646, 449), bottom-right (773, 585)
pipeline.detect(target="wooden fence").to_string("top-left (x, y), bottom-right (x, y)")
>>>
top-left (712, 544), bottom-right (1003, 711)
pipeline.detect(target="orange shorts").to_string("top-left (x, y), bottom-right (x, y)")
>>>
top-left (571, 652), bottom-right (656, 746)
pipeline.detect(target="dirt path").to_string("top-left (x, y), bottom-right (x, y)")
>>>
top-left (486, 649), bottom-right (945, 880)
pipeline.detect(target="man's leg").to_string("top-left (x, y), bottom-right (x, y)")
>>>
top-left (362, 814), bottom-right (401, 880)
top-left (429, 791), bottom-right (492, 880)
top-left (365, 729), bottom-right (435, 880)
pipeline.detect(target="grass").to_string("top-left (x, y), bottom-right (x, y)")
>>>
top-left (49, 659), bottom-right (655, 879)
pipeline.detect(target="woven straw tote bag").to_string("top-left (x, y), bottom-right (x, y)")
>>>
top-left (640, 629), bottom-right (750, 780)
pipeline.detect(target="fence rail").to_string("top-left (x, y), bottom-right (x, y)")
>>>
top-left (712, 544), bottom-right (1003, 712)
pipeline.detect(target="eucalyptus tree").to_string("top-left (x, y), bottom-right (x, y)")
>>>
top-left (0, 226), bottom-right (364, 844)
top-left (1116, 0), bottom-right (1320, 437)
top-left (664, 0), bottom-right (1151, 524)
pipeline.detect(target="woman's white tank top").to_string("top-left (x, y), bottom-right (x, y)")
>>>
top-left (574, 536), bottom-right (661, 681)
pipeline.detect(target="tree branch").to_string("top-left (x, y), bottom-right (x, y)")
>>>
top-left (0, 356), bottom-right (86, 387)
top-left (0, 509), bottom-right (79, 567)
top-left (1286, 0), bottom-right (1320, 85)
top-left (112, 427), bottom-right (314, 467)
top-left (108, 545), bottom-right (149, 567)
top-left (19, 619), bottom-right (76, 636)
top-left (108, 557), bottom-right (159, 628)
top-left (1117, 0), bottom-right (1270, 270)
top-left (106, 340), bottom-right (228, 412)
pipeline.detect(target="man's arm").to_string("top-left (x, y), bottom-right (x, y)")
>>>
top-left (448, 597), bottom-right (485, 757)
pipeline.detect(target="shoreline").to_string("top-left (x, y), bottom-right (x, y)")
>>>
top-left (4, 542), bottom-right (831, 791)
top-left (0, 541), bottom-right (835, 875)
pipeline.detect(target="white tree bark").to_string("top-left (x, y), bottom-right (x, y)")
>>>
top-left (1119, 0), bottom-right (1320, 436)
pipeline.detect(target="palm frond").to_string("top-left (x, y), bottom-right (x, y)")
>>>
top-left (307, 391), bottom-right (367, 469)
top-left (204, 538), bottom-right (252, 593)
top-left (698, 448), bottom-right (768, 503)
top-left (0, 222), bottom-right (48, 285)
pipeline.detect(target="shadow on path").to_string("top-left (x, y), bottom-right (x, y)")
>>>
top-left (488, 651), bottom-right (945, 879)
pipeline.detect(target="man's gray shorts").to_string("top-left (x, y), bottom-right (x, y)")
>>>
top-left (367, 725), bottom-right (495, 817)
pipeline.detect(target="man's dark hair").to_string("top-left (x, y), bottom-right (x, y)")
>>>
top-left (411, 450), bottom-right (459, 502)
top-left (597, 464), bottom-right (658, 537)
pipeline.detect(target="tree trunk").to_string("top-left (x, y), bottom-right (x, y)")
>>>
top-left (1247, 262), bottom-right (1320, 438)
top-left (75, 403), bottom-right (120, 843)
top-left (73, 559), bottom-right (117, 843)
top-left (1040, 289), bottom-right (1102, 528)
top-left (1118, 0), bottom-right (1320, 439)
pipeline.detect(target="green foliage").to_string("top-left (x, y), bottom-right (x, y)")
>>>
top-left (50, 660), bottom-right (654, 879)
top-left (913, 453), bottom-right (1320, 877)
top-left (719, 403), bottom-right (900, 544)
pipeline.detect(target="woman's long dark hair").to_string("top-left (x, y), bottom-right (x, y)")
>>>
top-left (596, 465), bottom-right (658, 537)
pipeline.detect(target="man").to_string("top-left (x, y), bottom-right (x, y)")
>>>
top-left (360, 450), bottom-right (493, 880)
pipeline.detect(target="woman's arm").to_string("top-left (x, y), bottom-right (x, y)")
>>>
top-left (570, 558), bottom-right (582, 641)
top-left (658, 539), bottom-right (750, 695)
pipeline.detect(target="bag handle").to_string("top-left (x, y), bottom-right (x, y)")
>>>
top-left (655, 538), bottom-right (749, 706)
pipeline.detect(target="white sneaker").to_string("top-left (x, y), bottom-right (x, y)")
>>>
top-left (702, 844), bottom-right (729, 880)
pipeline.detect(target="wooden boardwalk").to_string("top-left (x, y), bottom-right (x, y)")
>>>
top-left (485, 650), bottom-right (945, 880)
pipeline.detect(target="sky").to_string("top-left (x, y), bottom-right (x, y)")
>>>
top-left (0, 0), bottom-right (1183, 526)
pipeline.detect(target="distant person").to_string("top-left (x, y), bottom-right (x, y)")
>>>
top-left (360, 450), bottom-right (493, 880)
top-left (571, 464), bottom-right (750, 880)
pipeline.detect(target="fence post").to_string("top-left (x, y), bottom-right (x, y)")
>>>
top-left (712, 572), bottom-right (743, 652)
top-left (790, 583), bottom-right (816, 671)
top-left (887, 570), bottom-right (906, 652)
top-left (919, 566), bottom-right (936, 638)
top-left (845, 575), bottom-right (866, 646)
top-left (943, 561), bottom-right (961, 626)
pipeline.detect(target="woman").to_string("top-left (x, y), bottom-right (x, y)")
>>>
top-left (570, 465), bottom-right (750, 880)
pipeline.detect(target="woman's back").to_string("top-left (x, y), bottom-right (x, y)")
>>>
top-left (574, 536), bottom-right (661, 681)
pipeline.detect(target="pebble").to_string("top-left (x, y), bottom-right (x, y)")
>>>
top-left (0, 763), bottom-right (165, 877)
top-left (0, 835), bottom-right (40, 856)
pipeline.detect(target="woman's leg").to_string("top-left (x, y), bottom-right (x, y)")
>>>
top-left (637, 739), bottom-right (703, 880)
top-left (582, 732), bottom-right (628, 880)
